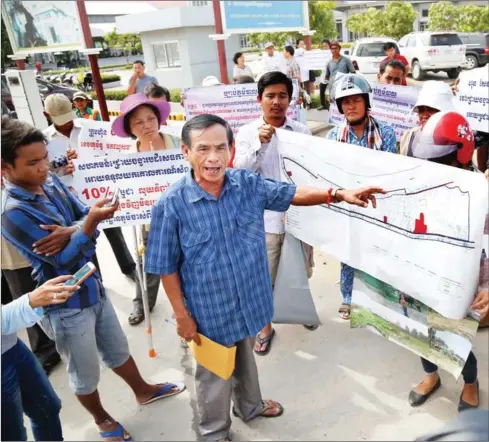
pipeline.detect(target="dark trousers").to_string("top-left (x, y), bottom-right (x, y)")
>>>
top-left (319, 82), bottom-right (329, 109)
top-left (1, 340), bottom-right (63, 441)
top-left (2, 269), bottom-right (59, 365)
top-left (421, 351), bottom-right (477, 384)
top-left (103, 227), bottom-right (136, 275)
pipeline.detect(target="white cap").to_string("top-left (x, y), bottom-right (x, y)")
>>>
top-left (201, 75), bottom-right (222, 87)
top-left (44, 93), bottom-right (75, 125)
top-left (264, 42), bottom-right (274, 49)
top-left (413, 81), bottom-right (455, 113)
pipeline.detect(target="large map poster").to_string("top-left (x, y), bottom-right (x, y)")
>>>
top-left (351, 270), bottom-right (479, 378)
top-left (276, 129), bottom-right (488, 320)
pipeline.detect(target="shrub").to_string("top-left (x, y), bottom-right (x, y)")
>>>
top-left (310, 94), bottom-right (321, 109)
top-left (169, 88), bottom-right (183, 103)
top-left (90, 90), bottom-right (128, 101)
top-left (90, 88), bottom-right (183, 103)
top-left (101, 74), bottom-right (121, 83)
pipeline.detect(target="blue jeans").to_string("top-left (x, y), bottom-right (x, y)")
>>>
top-left (340, 263), bottom-right (354, 305)
top-left (1, 339), bottom-right (63, 441)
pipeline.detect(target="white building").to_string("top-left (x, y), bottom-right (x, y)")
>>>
top-left (116, 3), bottom-right (241, 89)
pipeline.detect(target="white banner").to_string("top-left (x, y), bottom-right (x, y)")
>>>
top-left (277, 129), bottom-right (488, 320)
top-left (184, 84), bottom-right (299, 134)
top-left (329, 81), bottom-right (420, 141)
top-left (303, 50), bottom-right (331, 71)
top-left (296, 56), bottom-right (309, 82)
top-left (455, 67), bottom-right (489, 133)
top-left (71, 150), bottom-right (189, 228)
top-left (77, 119), bottom-right (137, 159)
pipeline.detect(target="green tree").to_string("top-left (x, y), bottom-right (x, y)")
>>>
top-left (1, 18), bottom-right (13, 71)
top-left (381, 1), bottom-right (417, 40)
top-left (428, 2), bottom-right (489, 32)
top-left (247, 32), bottom-right (290, 49)
top-left (309, 1), bottom-right (337, 43)
top-left (454, 5), bottom-right (489, 32)
top-left (346, 13), bottom-right (369, 37)
top-left (428, 1), bottom-right (461, 31)
top-left (347, 1), bottom-right (417, 40)
top-left (104, 29), bottom-right (142, 53)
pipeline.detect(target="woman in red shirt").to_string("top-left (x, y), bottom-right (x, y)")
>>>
top-left (382, 42), bottom-right (410, 86)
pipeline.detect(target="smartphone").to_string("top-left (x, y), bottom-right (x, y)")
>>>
top-left (64, 262), bottom-right (96, 287)
top-left (105, 188), bottom-right (120, 208)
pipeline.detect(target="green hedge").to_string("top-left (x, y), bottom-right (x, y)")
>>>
top-left (77, 73), bottom-right (121, 84)
top-left (101, 74), bottom-right (121, 83)
top-left (90, 88), bottom-right (183, 103)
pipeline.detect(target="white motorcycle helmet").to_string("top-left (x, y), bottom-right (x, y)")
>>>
top-left (413, 81), bottom-right (456, 113)
top-left (331, 73), bottom-right (373, 115)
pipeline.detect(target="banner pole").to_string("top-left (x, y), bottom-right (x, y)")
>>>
top-left (132, 226), bottom-right (156, 358)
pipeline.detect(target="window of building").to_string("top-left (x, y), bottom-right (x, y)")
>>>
top-left (191, 1), bottom-right (208, 6)
top-left (336, 21), bottom-right (343, 42)
top-left (240, 34), bottom-right (253, 49)
top-left (422, 9), bottom-right (429, 18)
top-left (419, 22), bottom-right (428, 32)
top-left (88, 14), bottom-right (120, 24)
top-left (153, 42), bottom-right (181, 68)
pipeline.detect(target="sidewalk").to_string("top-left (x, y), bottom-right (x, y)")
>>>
top-left (307, 109), bottom-right (332, 136)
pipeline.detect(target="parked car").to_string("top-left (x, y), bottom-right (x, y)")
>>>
top-left (458, 32), bottom-right (489, 70)
top-left (1, 74), bottom-right (80, 113)
top-left (398, 32), bottom-right (466, 80)
top-left (36, 78), bottom-right (79, 101)
top-left (348, 37), bottom-right (399, 74)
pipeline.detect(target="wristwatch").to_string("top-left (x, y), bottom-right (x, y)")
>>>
top-left (332, 188), bottom-right (343, 202)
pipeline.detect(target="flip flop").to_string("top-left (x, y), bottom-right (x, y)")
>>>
top-left (140, 382), bottom-right (186, 405)
top-left (338, 304), bottom-right (351, 320)
top-left (99, 422), bottom-right (132, 441)
top-left (232, 399), bottom-right (284, 419)
top-left (254, 329), bottom-right (276, 356)
top-left (259, 399), bottom-right (284, 418)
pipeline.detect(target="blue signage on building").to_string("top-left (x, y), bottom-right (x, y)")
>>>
top-left (221, 1), bottom-right (307, 33)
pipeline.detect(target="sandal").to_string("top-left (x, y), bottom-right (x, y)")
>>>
top-left (259, 399), bottom-right (284, 418)
top-left (338, 304), bottom-right (351, 320)
top-left (254, 329), bottom-right (275, 356)
top-left (99, 422), bottom-right (132, 441)
top-left (232, 399), bottom-right (284, 419)
top-left (140, 382), bottom-right (186, 405)
top-left (128, 311), bottom-right (144, 326)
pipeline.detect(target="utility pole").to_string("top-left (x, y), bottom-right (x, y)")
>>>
top-left (212, 0), bottom-right (229, 84)
top-left (76, 0), bottom-right (110, 121)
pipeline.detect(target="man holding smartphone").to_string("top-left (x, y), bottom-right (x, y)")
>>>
top-left (1, 118), bottom-right (185, 441)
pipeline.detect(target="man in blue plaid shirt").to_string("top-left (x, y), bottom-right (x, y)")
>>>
top-left (145, 114), bottom-right (384, 441)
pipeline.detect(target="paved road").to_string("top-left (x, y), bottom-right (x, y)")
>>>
top-left (25, 230), bottom-right (488, 441)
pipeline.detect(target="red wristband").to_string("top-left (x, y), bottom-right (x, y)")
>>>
top-left (327, 187), bottom-right (333, 207)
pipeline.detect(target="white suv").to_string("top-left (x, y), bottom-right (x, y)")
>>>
top-left (398, 32), bottom-right (466, 80)
top-left (347, 37), bottom-right (399, 74)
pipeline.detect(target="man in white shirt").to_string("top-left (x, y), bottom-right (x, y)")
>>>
top-left (234, 71), bottom-right (316, 356)
top-left (261, 42), bottom-right (286, 75)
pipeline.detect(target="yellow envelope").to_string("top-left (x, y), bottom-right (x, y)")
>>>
top-left (189, 334), bottom-right (237, 380)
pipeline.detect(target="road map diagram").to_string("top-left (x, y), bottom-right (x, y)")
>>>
top-left (276, 129), bottom-right (488, 320)
top-left (282, 157), bottom-right (473, 249)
